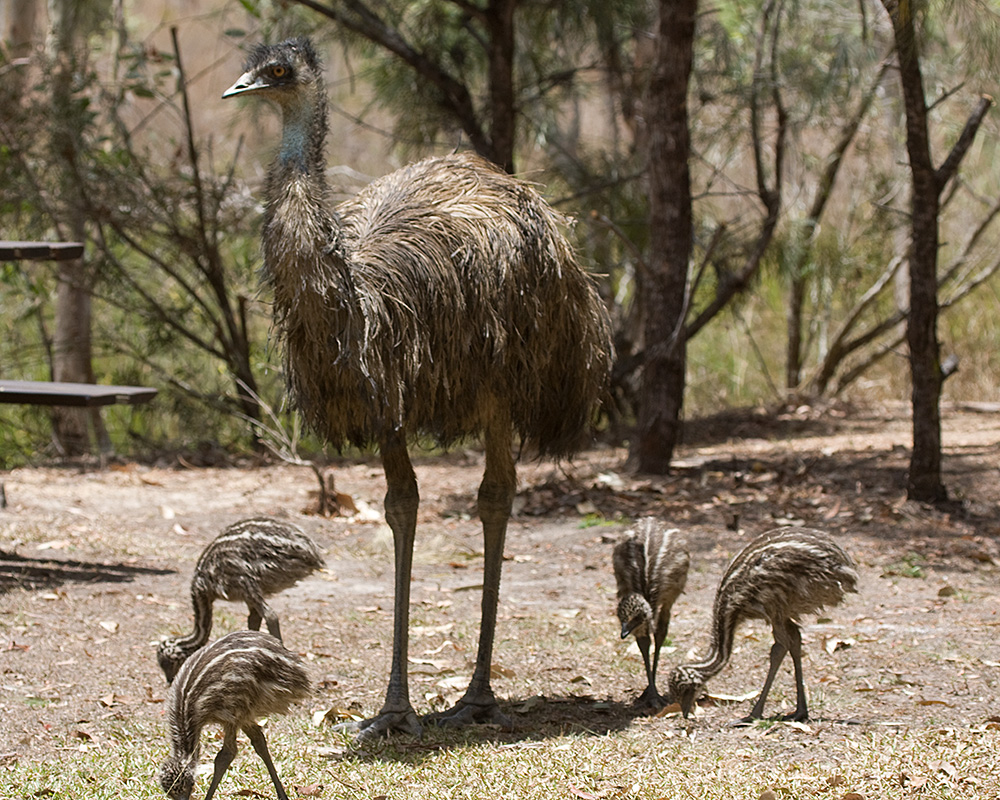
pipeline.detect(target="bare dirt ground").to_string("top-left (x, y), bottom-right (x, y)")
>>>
top-left (1, 401), bottom-right (999, 770)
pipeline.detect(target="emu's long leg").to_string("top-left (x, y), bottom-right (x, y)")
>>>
top-left (339, 431), bottom-right (422, 739)
top-left (645, 623), bottom-right (670, 706)
top-left (246, 588), bottom-right (281, 639)
top-left (782, 621), bottom-right (809, 721)
top-left (744, 635), bottom-right (788, 722)
top-left (203, 725), bottom-right (238, 800)
top-left (425, 413), bottom-right (515, 729)
top-left (634, 634), bottom-right (661, 708)
top-left (245, 724), bottom-right (291, 800)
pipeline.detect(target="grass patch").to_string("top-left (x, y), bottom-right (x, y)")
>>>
top-left (2, 719), bottom-right (996, 799)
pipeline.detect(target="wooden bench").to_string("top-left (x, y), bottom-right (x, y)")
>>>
top-left (0, 380), bottom-right (157, 407)
top-left (1, 241), bottom-right (157, 408)
top-left (0, 240), bottom-right (84, 261)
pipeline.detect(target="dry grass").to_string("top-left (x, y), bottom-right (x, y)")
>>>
top-left (3, 716), bottom-right (998, 799)
top-left (3, 407), bottom-right (1000, 799)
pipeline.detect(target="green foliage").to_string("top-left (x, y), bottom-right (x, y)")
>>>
top-left (3, 0), bottom-right (1000, 463)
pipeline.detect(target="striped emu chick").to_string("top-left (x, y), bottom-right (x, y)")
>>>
top-left (613, 519), bottom-right (689, 708)
top-left (158, 630), bottom-right (311, 800)
top-left (158, 517), bottom-right (324, 683)
top-left (668, 527), bottom-right (858, 723)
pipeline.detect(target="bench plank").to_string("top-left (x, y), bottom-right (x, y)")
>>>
top-left (0, 380), bottom-right (157, 407)
top-left (0, 241), bottom-right (85, 261)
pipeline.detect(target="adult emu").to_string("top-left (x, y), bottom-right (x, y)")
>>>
top-left (224, 38), bottom-right (612, 739)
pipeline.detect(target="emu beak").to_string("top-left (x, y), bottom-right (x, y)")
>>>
top-left (620, 615), bottom-right (642, 639)
top-left (679, 691), bottom-right (694, 718)
top-left (222, 71), bottom-right (265, 99)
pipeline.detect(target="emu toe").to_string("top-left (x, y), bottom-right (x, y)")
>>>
top-left (423, 697), bottom-right (513, 731)
top-left (336, 707), bottom-right (424, 741)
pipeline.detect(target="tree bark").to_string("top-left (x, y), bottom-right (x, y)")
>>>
top-left (632, 0), bottom-right (696, 474)
top-left (485, 0), bottom-right (517, 173)
top-left (48, 0), bottom-right (106, 456)
top-left (881, 0), bottom-right (944, 501)
top-left (880, 4), bottom-right (991, 500)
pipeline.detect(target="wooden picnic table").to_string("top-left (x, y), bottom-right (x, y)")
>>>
top-left (0, 241), bottom-right (157, 408)
top-left (0, 241), bottom-right (84, 261)
top-left (0, 380), bottom-right (157, 407)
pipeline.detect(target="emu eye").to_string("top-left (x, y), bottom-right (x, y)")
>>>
top-left (272, 65), bottom-right (286, 78)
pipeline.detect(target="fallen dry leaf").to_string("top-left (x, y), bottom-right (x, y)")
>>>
top-left (514, 695), bottom-right (544, 714)
top-left (312, 706), bottom-right (363, 726)
top-left (824, 635), bottom-right (856, 654)
top-left (654, 701), bottom-right (682, 717)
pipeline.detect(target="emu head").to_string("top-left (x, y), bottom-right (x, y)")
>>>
top-left (667, 664), bottom-right (704, 718)
top-left (616, 593), bottom-right (653, 640)
top-left (222, 37), bottom-right (322, 103)
top-left (157, 638), bottom-right (195, 685)
top-left (158, 754), bottom-right (195, 800)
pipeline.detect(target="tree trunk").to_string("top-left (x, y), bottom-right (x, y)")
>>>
top-left (632, 0), bottom-right (696, 474)
top-left (881, 0), bottom-right (946, 501)
top-left (786, 271), bottom-right (806, 392)
top-left (47, 0), bottom-right (108, 456)
top-left (486, 0), bottom-right (516, 173)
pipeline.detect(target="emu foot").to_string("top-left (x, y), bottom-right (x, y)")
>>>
top-left (423, 697), bottom-right (513, 731)
top-left (730, 708), bottom-right (809, 727)
top-left (334, 707), bottom-right (423, 741)
top-left (634, 685), bottom-right (668, 712)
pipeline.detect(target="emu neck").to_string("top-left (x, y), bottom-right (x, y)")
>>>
top-left (689, 599), bottom-right (739, 681)
top-left (276, 86), bottom-right (327, 183)
top-left (263, 80), bottom-right (342, 301)
top-left (176, 589), bottom-right (213, 651)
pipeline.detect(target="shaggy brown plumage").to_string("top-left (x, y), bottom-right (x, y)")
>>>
top-left (224, 37), bottom-right (612, 739)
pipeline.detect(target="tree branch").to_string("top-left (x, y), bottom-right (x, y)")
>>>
top-left (288, 0), bottom-right (493, 159)
top-left (935, 93), bottom-right (993, 190)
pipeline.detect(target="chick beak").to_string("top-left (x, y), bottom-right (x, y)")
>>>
top-left (620, 615), bottom-right (641, 640)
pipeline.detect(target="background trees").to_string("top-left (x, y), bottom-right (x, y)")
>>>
top-left (1, 0), bottom-right (998, 503)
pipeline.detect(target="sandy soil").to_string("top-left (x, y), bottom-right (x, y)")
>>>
top-left (1, 401), bottom-right (999, 765)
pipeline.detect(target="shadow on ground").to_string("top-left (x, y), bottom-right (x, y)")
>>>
top-left (331, 694), bottom-right (644, 765)
top-left (0, 549), bottom-right (173, 594)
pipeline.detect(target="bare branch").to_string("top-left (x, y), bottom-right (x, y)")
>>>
top-left (935, 94), bottom-right (993, 190)
top-left (288, 0), bottom-right (492, 158)
top-left (685, 2), bottom-right (785, 340)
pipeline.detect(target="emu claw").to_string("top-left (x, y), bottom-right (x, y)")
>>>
top-left (423, 699), bottom-right (513, 731)
top-left (334, 708), bottom-right (423, 741)
top-left (634, 685), bottom-right (668, 711)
